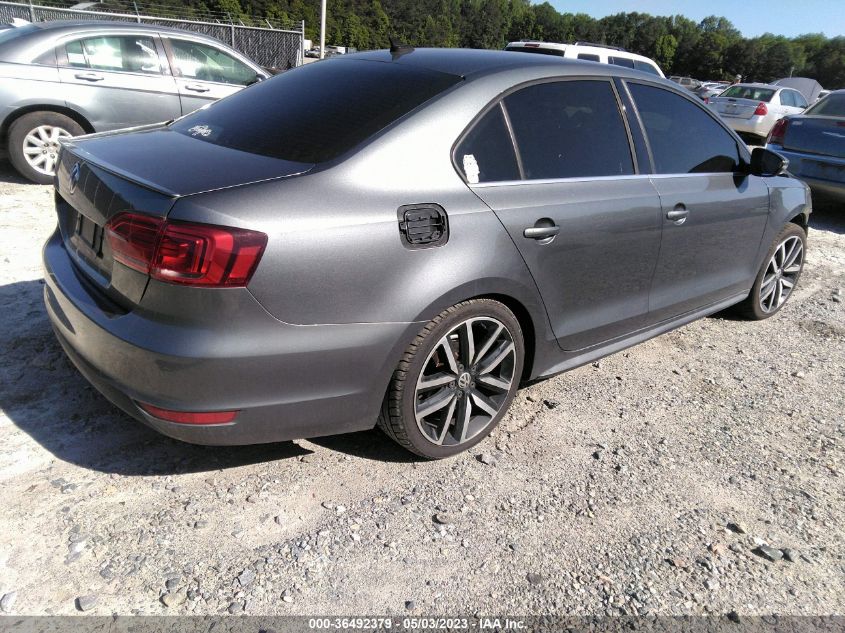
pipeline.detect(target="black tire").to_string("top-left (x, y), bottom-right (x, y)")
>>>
top-left (736, 223), bottom-right (806, 320)
top-left (8, 111), bottom-right (84, 184)
top-left (378, 299), bottom-right (524, 459)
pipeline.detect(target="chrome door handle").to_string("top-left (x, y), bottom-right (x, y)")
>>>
top-left (523, 226), bottom-right (560, 240)
top-left (74, 72), bottom-right (103, 81)
top-left (666, 205), bottom-right (689, 224)
top-left (184, 84), bottom-right (210, 93)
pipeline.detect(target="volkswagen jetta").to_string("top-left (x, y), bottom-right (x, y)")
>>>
top-left (44, 48), bottom-right (811, 459)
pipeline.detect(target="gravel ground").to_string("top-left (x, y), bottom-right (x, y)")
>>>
top-left (0, 159), bottom-right (843, 618)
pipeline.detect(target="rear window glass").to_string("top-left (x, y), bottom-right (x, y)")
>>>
top-left (171, 59), bottom-right (462, 163)
top-left (609, 56), bottom-right (635, 69)
top-left (720, 86), bottom-right (776, 102)
top-left (0, 23), bottom-right (39, 46)
top-left (634, 60), bottom-right (660, 76)
top-left (807, 93), bottom-right (845, 117)
top-left (505, 46), bottom-right (565, 57)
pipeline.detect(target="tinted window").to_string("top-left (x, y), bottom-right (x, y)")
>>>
top-left (806, 93), bottom-right (845, 116)
top-left (629, 83), bottom-right (740, 174)
top-left (792, 91), bottom-right (808, 108)
top-left (578, 53), bottom-right (600, 62)
top-left (780, 90), bottom-right (795, 107)
top-left (720, 85), bottom-right (775, 102)
top-left (505, 46), bottom-right (565, 57)
top-left (609, 56), bottom-right (635, 69)
top-left (65, 36), bottom-right (160, 74)
top-left (171, 59), bottom-right (462, 163)
top-left (634, 60), bottom-right (660, 76)
top-left (169, 39), bottom-right (257, 86)
top-left (455, 104), bottom-right (520, 183)
top-left (504, 80), bottom-right (634, 180)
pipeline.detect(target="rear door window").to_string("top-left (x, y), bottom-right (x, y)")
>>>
top-left (171, 59), bottom-right (462, 163)
top-left (779, 90), bottom-right (795, 107)
top-left (577, 53), bottom-right (600, 62)
top-left (65, 35), bottom-right (161, 74)
top-left (503, 80), bottom-right (634, 180)
top-left (629, 82), bottom-right (741, 174)
top-left (455, 104), bottom-right (520, 183)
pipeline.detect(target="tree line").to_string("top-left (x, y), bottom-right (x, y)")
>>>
top-left (205, 0), bottom-right (844, 87)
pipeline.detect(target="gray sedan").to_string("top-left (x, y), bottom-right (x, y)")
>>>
top-left (44, 49), bottom-right (811, 459)
top-left (0, 20), bottom-right (268, 183)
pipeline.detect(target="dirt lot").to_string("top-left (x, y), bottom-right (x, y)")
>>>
top-left (0, 159), bottom-right (843, 618)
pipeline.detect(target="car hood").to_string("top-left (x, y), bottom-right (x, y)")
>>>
top-left (62, 124), bottom-right (314, 197)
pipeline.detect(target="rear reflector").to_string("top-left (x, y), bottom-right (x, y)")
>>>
top-left (138, 402), bottom-right (238, 425)
top-left (754, 102), bottom-right (768, 116)
top-left (106, 212), bottom-right (267, 287)
top-left (767, 118), bottom-right (788, 145)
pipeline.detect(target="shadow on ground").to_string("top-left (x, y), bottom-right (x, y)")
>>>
top-left (0, 158), bottom-right (34, 185)
top-left (0, 278), bottom-right (414, 476)
top-left (810, 198), bottom-right (845, 234)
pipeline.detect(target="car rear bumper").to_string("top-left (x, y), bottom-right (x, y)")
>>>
top-left (43, 229), bottom-right (418, 445)
top-left (724, 116), bottom-right (772, 138)
top-left (769, 144), bottom-right (845, 202)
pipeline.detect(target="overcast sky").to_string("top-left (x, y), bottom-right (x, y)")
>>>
top-left (546, 0), bottom-right (845, 38)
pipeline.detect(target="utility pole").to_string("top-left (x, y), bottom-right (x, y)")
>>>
top-left (319, 0), bottom-right (326, 59)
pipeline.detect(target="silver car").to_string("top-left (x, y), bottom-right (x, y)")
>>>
top-left (44, 49), bottom-right (811, 459)
top-left (0, 20), bottom-right (268, 183)
top-left (709, 83), bottom-right (808, 143)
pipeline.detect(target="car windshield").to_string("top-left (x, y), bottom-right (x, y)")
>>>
top-left (806, 93), bottom-right (845, 117)
top-left (719, 86), bottom-right (776, 102)
top-left (170, 59), bottom-right (462, 164)
top-left (0, 23), bottom-right (38, 46)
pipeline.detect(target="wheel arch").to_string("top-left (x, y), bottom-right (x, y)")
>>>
top-left (1, 105), bottom-right (94, 143)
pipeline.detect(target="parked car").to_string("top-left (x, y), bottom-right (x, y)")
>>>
top-left (45, 48), bottom-right (810, 459)
top-left (766, 90), bottom-right (845, 202)
top-left (669, 75), bottom-right (701, 91)
top-left (0, 20), bottom-right (268, 183)
top-left (709, 83), bottom-right (808, 143)
top-left (696, 81), bottom-right (730, 101)
top-left (504, 40), bottom-right (664, 77)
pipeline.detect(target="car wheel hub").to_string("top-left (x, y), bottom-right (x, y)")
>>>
top-left (22, 125), bottom-right (72, 177)
top-left (413, 316), bottom-right (516, 447)
top-left (759, 235), bottom-right (803, 314)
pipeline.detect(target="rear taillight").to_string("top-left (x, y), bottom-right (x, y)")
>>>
top-left (106, 212), bottom-right (267, 288)
top-left (768, 118), bottom-right (789, 145)
top-left (754, 102), bottom-right (768, 116)
top-left (138, 402), bottom-right (238, 425)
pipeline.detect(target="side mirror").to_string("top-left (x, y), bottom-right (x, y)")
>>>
top-left (750, 146), bottom-right (789, 177)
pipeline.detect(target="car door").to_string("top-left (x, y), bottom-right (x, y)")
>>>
top-left (57, 33), bottom-right (181, 131)
top-left (458, 79), bottom-right (663, 351)
top-left (163, 37), bottom-right (263, 115)
top-left (624, 81), bottom-right (770, 320)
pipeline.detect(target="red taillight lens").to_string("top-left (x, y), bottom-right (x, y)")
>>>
top-left (768, 118), bottom-right (788, 145)
top-left (106, 213), bottom-right (164, 274)
top-left (153, 223), bottom-right (267, 287)
top-left (754, 101), bottom-right (768, 116)
top-left (138, 402), bottom-right (238, 425)
top-left (105, 212), bottom-right (267, 287)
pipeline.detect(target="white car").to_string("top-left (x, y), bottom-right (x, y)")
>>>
top-left (708, 83), bottom-right (808, 143)
top-left (504, 41), bottom-right (664, 78)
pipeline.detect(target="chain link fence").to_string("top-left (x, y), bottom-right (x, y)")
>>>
top-left (0, 0), bottom-right (304, 69)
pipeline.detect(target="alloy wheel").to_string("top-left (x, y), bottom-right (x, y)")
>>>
top-left (414, 317), bottom-right (516, 447)
top-left (759, 235), bottom-right (803, 314)
top-left (22, 125), bottom-right (71, 176)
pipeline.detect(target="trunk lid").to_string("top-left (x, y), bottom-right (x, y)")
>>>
top-left (54, 126), bottom-right (312, 308)
top-left (709, 96), bottom-right (764, 120)
top-left (782, 115), bottom-right (845, 159)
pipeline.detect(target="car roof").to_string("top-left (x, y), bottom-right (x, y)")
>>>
top-left (343, 47), bottom-right (666, 82)
top-left (0, 19), bottom-right (229, 61)
top-left (730, 83), bottom-right (785, 90)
